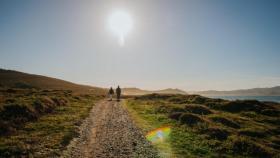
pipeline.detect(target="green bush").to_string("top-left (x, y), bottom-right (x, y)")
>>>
top-left (185, 104), bottom-right (212, 115)
top-left (210, 116), bottom-right (240, 129)
top-left (0, 104), bottom-right (37, 121)
top-left (261, 109), bottom-right (279, 117)
top-left (231, 137), bottom-right (273, 158)
top-left (179, 113), bottom-right (205, 125)
top-left (218, 100), bottom-right (268, 113)
top-left (168, 112), bottom-right (184, 121)
top-left (202, 127), bottom-right (230, 140)
top-left (238, 129), bottom-right (266, 138)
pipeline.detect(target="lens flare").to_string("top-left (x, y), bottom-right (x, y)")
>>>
top-left (146, 127), bottom-right (171, 143)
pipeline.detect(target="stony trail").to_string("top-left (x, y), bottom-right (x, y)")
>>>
top-left (62, 100), bottom-right (159, 158)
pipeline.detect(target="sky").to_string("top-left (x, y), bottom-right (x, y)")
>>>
top-left (0, 0), bottom-right (280, 91)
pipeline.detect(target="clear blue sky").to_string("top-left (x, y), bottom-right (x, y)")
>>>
top-left (0, 0), bottom-right (279, 91)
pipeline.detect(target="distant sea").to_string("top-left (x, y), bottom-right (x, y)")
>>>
top-left (208, 96), bottom-right (280, 103)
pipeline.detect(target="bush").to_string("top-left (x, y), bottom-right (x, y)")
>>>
top-left (51, 97), bottom-right (67, 106)
top-left (61, 130), bottom-right (79, 146)
top-left (240, 111), bottom-right (257, 118)
top-left (238, 129), bottom-right (266, 138)
top-left (135, 93), bottom-right (173, 100)
top-left (202, 127), bottom-right (230, 140)
top-left (0, 104), bottom-right (37, 121)
top-left (185, 104), bottom-right (212, 115)
top-left (168, 112), bottom-right (183, 121)
top-left (232, 137), bottom-right (273, 158)
top-left (0, 120), bottom-right (15, 135)
top-left (179, 113), bottom-right (205, 125)
top-left (261, 118), bottom-right (280, 126)
top-left (170, 106), bottom-right (185, 113)
top-left (6, 89), bottom-right (16, 93)
top-left (261, 109), bottom-right (279, 117)
top-left (13, 82), bottom-right (35, 89)
top-left (167, 96), bottom-right (188, 104)
top-left (210, 116), bottom-right (240, 129)
top-left (218, 100), bottom-right (267, 113)
top-left (0, 145), bottom-right (26, 158)
top-left (184, 95), bottom-right (208, 104)
top-left (33, 97), bottom-right (56, 113)
top-left (155, 105), bottom-right (170, 113)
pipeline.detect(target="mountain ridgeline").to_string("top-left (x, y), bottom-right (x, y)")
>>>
top-left (194, 86), bottom-right (280, 96)
top-left (122, 87), bottom-right (187, 95)
top-left (0, 69), bottom-right (106, 94)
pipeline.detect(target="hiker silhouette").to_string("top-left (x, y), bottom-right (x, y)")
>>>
top-left (108, 87), bottom-right (114, 101)
top-left (116, 86), bottom-right (121, 101)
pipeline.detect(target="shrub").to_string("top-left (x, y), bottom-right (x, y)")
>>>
top-left (218, 100), bottom-right (267, 113)
top-left (240, 111), bottom-right (257, 118)
top-left (0, 120), bottom-right (15, 135)
top-left (269, 127), bottom-right (280, 135)
top-left (33, 97), bottom-right (56, 113)
top-left (261, 109), bottom-right (279, 117)
top-left (155, 105), bottom-right (170, 113)
top-left (61, 130), bottom-right (79, 146)
top-left (0, 104), bottom-right (36, 121)
top-left (4, 98), bottom-right (16, 104)
top-left (231, 137), bottom-right (273, 158)
top-left (0, 145), bottom-right (26, 158)
top-left (135, 93), bottom-right (173, 100)
top-left (51, 97), bottom-right (67, 106)
top-left (6, 89), bottom-right (16, 93)
top-left (167, 96), bottom-right (188, 104)
top-left (185, 104), bottom-right (212, 115)
top-left (170, 106), bottom-right (185, 113)
top-left (13, 82), bottom-right (35, 89)
top-left (238, 129), bottom-right (266, 138)
top-left (202, 127), bottom-right (230, 140)
top-left (185, 95), bottom-right (208, 104)
top-left (168, 112), bottom-right (183, 121)
top-left (179, 113), bottom-right (205, 125)
top-left (261, 118), bottom-right (280, 126)
top-left (210, 116), bottom-right (240, 129)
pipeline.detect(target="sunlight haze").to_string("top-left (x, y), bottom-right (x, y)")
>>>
top-left (0, 0), bottom-right (279, 91)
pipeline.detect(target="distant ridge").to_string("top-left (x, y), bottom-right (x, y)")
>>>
top-left (123, 87), bottom-right (187, 95)
top-left (0, 69), bottom-right (106, 94)
top-left (193, 86), bottom-right (280, 96)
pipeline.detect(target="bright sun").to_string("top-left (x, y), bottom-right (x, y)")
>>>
top-left (108, 10), bottom-right (133, 46)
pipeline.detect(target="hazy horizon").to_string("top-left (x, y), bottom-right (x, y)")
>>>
top-left (1, 0), bottom-right (280, 91)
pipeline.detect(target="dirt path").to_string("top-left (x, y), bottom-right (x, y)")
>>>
top-left (62, 100), bottom-right (159, 158)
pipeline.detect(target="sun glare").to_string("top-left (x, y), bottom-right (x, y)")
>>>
top-left (108, 10), bottom-right (133, 46)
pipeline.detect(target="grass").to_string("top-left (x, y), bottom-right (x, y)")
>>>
top-left (0, 88), bottom-right (103, 157)
top-left (124, 94), bottom-right (280, 158)
top-left (124, 100), bottom-right (217, 158)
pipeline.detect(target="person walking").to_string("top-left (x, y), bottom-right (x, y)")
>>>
top-left (108, 87), bottom-right (114, 101)
top-left (116, 85), bottom-right (121, 101)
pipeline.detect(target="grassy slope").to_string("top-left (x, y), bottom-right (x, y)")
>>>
top-left (124, 100), bottom-right (215, 158)
top-left (124, 94), bottom-right (280, 158)
top-left (0, 89), bottom-right (103, 157)
top-left (0, 69), bottom-right (106, 94)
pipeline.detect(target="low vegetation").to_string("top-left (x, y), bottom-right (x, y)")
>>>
top-left (0, 88), bottom-right (104, 157)
top-left (125, 94), bottom-right (280, 157)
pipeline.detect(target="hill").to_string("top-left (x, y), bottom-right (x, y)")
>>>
top-left (0, 69), bottom-right (106, 94)
top-left (193, 86), bottom-right (280, 96)
top-left (123, 87), bottom-right (187, 95)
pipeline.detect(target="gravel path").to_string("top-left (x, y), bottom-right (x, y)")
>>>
top-left (62, 100), bottom-right (159, 158)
